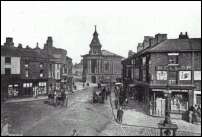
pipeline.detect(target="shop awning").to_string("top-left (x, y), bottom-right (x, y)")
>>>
top-left (150, 84), bottom-right (195, 90)
top-left (128, 84), bottom-right (136, 87)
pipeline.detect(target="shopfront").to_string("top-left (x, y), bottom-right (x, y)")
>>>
top-left (149, 88), bottom-right (190, 118)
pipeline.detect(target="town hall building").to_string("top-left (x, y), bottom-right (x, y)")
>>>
top-left (82, 26), bottom-right (124, 83)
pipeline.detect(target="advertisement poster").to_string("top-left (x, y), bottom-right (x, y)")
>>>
top-left (179, 71), bottom-right (191, 80)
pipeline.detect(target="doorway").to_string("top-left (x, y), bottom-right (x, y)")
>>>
top-left (91, 76), bottom-right (96, 83)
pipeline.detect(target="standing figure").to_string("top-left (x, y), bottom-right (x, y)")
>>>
top-left (54, 90), bottom-right (58, 107)
top-left (117, 106), bottom-right (124, 123)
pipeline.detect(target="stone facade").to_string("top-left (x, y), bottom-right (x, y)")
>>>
top-left (82, 26), bottom-right (124, 83)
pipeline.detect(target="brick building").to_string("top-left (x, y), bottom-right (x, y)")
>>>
top-left (82, 26), bottom-right (124, 83)
top-left (122, 32), bottom-right (201, 118)
top-left (1, 37), bottom-right (73, 100)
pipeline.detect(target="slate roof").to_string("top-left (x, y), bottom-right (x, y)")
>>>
top-left (1, 46), bottom-right (49, 60)
top-left (148, 38), bottom-right (201, 53)
top-left (101, 50), bottom-right (124, 58)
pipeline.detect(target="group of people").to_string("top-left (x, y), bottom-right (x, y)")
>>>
top-left (48, 90), bottom-right (68, 107)
top-left (113, 85), bottom-right (127, 124)
top-left (188, 104), bottom-right (201, 124)
top-left (96, 83), bottom-right (111, 104)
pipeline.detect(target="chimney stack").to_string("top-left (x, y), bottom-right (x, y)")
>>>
top-left (4, 37), bottom-right (14, 47)
top-left (179, 32), bottom-right (189, 39)
top-left (155, 33), bottom-right (167, 44)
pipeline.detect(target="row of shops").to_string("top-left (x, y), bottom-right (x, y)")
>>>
top-left (126, 83), bottom-right (196, 117)
top-left (1, 75), bottom-right (73, 99)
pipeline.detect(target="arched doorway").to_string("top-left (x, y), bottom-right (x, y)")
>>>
top-left (91, 76), bottom-right (96, 83)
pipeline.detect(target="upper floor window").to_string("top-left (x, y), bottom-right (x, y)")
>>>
top-left (168, 53), bottom-right (179, 65)
top-left (168, 71), bottom-right (178, 85)
top-left (40, 70), bottom-right (44, 78)
top-left (24, 64), bottom-right (29, 68)
top-left (5, 57), bottom-right (11, 64)
top-left (156, 71), bottom-right (167, 80)
top-left (57, 64), bottom-right (60, 69)
top-left (25, 70), bottom-right (29, 78)
top-left (5, 68), bottom-right (11, 75)
top-left (142, 57), bottom-right (146, 66)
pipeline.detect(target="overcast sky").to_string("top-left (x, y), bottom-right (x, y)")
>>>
top-left (1, 1), bottom-right (201, 63)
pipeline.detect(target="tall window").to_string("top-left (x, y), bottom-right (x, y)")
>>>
top-left (40, 70), bottom-right (44, 78)
top-left (168, 71), bottom-right (178, 85)
top-left (25, 70), bottom-right (29, 78)
top-left (40, 63), bottom-right (43, 68)
top-left (91, 59), bottom-right (97, 73)
top-left (57, 64), bottom-right (60, 69)
top-left (105, 62), bottom-right (109, 72)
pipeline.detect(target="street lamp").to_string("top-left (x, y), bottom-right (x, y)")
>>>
top-left (163, 85), bottom-right (172, 125)
top-left (158, 66), bottom-right (178, 136)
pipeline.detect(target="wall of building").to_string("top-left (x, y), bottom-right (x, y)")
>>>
top-left (1, 56), bottom-right (21, 75)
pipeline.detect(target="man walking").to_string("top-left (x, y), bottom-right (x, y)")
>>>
top-left (117, 106), bottom-right (124, 123)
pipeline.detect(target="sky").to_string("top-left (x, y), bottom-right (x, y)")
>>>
top-left (1, 1), bottom-right (201, 64)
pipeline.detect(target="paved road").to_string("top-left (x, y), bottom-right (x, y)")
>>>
top-left (23, 87), bottom-right (113, 136)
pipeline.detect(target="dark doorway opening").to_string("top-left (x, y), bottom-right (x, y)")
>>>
top-left (91, 76), bottom-right (96, 83)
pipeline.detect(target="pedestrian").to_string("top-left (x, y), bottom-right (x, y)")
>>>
top-left (1, 116), bottom-right (10, 136)
top-left (115, 98), bottom-right (119, 109)
top-left (117, 106), bottom-right (124, 123)
top-left (189, 107), bottom-right (194, 123)
top-left (54, 90), bottom-right (58, 107)
top-left (83, 82), bottom-right (85, 88)
top-left (101, 88), bottom-right (105, 104)
top-left (72, 129), bottom-right (79, 136)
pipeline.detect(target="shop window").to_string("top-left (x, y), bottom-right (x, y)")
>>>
top-left (5, 68), bottom-right (11, 75)
top-left (171, 93), bottom-right (188, 113)
top-left (23, 83), bottom-right (32, 88)
top-left (8, 84), bottom-right (19, 97)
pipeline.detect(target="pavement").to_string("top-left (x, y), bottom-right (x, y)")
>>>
top-left (99, 91), bottom-right (201, 136)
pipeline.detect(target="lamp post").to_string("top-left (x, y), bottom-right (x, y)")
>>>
top-left (158, 65), bottom-right (178, 136)
top-left (163, 84), bottom-right (172, 125)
